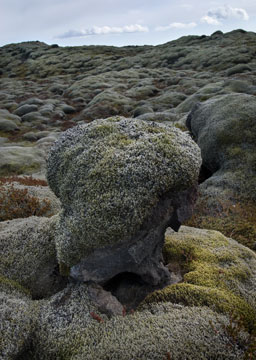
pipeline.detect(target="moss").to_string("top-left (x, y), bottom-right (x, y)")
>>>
top-left (59, 262), bottom-right (70, 276)
top-left (32, 284), bottom-right (246, 360)
top-left (144, 283), bottom-right (255, 331)
top-left (0, 216), bottom-right (64, 298)
top-left (47, 117), bottom-right (201, 266)
top-left (174, 123), bottom-right (188, 132)
top-left (186, 197), bottom-right (256, 250)
top-left (0, 175), bottom-right (48, 186)
top-left (0, 274), bottom-right (31, 297)
top-left (0, 130), bottom-right (10, 138)
top-left (0, 162), bottom-right (41, 177)
top-left (143, 227), bottom-right (256, 332)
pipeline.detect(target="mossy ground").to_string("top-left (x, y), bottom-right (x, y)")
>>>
top-left (186, 197), bottom-right (256, 250)
top-left (142, 227), bottom-right (256, 333)
top-left (0, 162), bottom-right (41, 177)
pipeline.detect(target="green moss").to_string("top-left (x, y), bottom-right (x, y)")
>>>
top-left (59, 262), bottom-right (70, 276)
top-left (0, 162), bottom-right (41, 177)
top-left (47, 117), bottom-right (201, 266)
top-left (186, 198), bottom-right (256, 250)
top-left (174, 123), bottom-right (188, 132)
top-left (0, 130), bottom-right (10, 139)
top-left (142, 227), bottom-right (256, 332)
top-left (144, 283), bottom-right (256, 331)
top-left (0, 274), bottom-right (31, 297)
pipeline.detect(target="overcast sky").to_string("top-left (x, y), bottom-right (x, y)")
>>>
top-left (0, 0), bottom-right (255, 47)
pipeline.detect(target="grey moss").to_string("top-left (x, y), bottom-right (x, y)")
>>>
top-left (47, 116), bottom-right (201, 267)
top-left (32, 284), bottom-right (247, 360)
top-left (0, 276), bottom-right (37, 360)
top-left (0, 216), bottom-right (67, 298)
top-left (187, 93), bottom-right (256, 200)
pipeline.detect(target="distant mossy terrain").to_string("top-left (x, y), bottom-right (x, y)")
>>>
top-left (0, 29), bottom-right (256, 359)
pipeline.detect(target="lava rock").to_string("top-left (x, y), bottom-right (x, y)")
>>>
top-left (47, 116), bottom-right (201, 289)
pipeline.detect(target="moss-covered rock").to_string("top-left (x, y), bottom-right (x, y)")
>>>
top-left (47, 116), bottom-right (201, 267)
top-left (186, 93), bottom-right (256, 249)
top-left (144, 226), bottom-right (256, 331)
top-left (32, 285), bottom-right (247, 360)
top-left (0, 275), bottom-right (36, 360)
top-left (0, 145), bottom-right (45, 176)
top-left (0, 216), bottom-right (67, 298)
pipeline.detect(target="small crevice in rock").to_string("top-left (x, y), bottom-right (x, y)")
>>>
top-left (198, 164), bottom-right (213, 184)
top-left (102, 271), bottom-right (170, 311)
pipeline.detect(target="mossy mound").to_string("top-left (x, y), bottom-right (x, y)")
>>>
top-left (0, 275), bottom-right (36, 360)
top-left (29, 283), bottom-right (246, 360)
top-left (47, 116), bottom-right (201, 267)
top-left (0, 216), bottom-right (67, 298)
top-left (186, 197), bottom-right (256, 250)
top-left (143, 226), bottom-right (256, 332)
top-left (0, 145), bottom-right (45, 176)
top-left (186, 93), bottom-right (256, 250)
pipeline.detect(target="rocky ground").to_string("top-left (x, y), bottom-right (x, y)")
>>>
top-left (0, 29), bottom-right (256, 359)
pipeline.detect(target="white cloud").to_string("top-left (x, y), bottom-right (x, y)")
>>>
top-left (156, 22), bottom-right (197, 31)
top-left (58, 24), bottom-right (149, 38)
top-left (201, 15), bottom-right (220, 25)
top-left (201, 5), bottom-right (249, 25)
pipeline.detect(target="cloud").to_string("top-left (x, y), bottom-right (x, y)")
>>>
top-left (58, 24), bottom-right (149, 38)
top-left (201, 15), bottom-right (220, 25)
top-left (201, 5), bottom-right (249, 25)
top-left (155, 22), bottom-right (197, 31)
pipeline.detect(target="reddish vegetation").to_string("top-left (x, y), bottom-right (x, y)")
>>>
top-left (0, 175), bottom-right (48, 186)
top-left (90, 312), bottom-right (104, 323)
top-left (0, 184), bottom-right (51, 221)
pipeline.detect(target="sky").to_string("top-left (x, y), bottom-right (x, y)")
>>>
top-left (0, 0), bottom-right (255, 47)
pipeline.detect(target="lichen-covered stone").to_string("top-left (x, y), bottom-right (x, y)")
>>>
top-left (0, 216), bottom-right (67, 298)
top-left (47, 116), bottom-right (201, 268)
top-left (144, 226), bottom-right (256, 331)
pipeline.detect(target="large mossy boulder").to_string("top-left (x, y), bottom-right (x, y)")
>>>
top-left (47, 116), bottom-right (201, 290)
top-left (186, 94), bottom-right (256, 249)
top-left (186, 93), bottom-right (256, 192)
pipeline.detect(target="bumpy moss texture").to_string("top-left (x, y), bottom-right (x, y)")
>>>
top-left (47, 116), bottom-right (201, 266)
top-left (185, 93), bottom-right (256, 250)
top-left (144, 226), bottom-right (256, 332)
top-left (31, 283), bottom-right (246, 360)
top-left (0, 216), bottom-right (62, 298)
top-left (0, 275), bottom-right (37, 360)
top-left (188, 94), bottom-right (256, 185)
